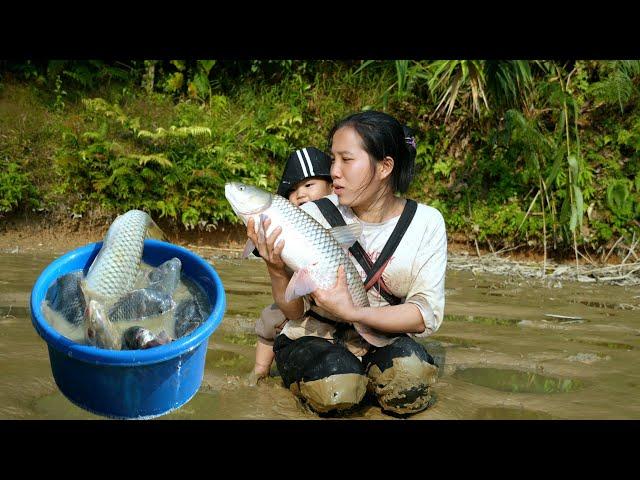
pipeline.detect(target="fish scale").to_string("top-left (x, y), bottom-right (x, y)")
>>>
top-left (84, 210), bottom-right (154, 301)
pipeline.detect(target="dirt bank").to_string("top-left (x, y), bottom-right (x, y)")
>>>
top-left (0, 213), bottom-right (248, 255)
top-left (0, 212), bottom-right (558, 260)
top-left (0, 216), bottom-right (551, 263)
top-left (2, 215), bottom-right (638, 286)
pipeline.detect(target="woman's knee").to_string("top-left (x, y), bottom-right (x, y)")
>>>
top-left (364, 336), bottom-right (435, 370)
top-left (364, 336), bottom-right (439, 415)
top-left (273, 335), bottom-right (368, 413)
top-left (273, 335), bottom-right (328, 387)
top-left (302, 346), bottom-right (367, 412)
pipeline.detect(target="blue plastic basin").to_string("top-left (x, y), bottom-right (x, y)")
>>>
top-left (30, 239), bottom-right (226, 419)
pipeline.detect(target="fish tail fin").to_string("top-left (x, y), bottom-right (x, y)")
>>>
top-left (146, 218), bottom-right (167, 241)
top-left (241, 239), bottom-right (257, 259)
top-left (284, 267), bottom-right (318, 303)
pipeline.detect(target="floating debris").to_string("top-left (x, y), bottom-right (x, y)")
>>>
top-left (566, 353), bottom-right (610, 364)
top-left (544, 313), bottom-right (583, 321)
top-left (447, 253), bottom-right (640, 287)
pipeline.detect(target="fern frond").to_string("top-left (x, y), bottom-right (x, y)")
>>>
top-left (82, 97), bottom-right (135, 131)
top-left (63, 68), bottom-right (92, 87)
top-left (503, 109), bottom-right (549, 155)
top-left (171, 126), bottom-right (212, 137)
top-left (93, 165), bottom-right (132, 191)
top-left (81, 130), bottom-right (105, 142)
top-left (590, 70), bottom-right (633, 113)
top-left (607, 180), bottom-right (631, 213)
top-left (92, 177), bottom-right (112, 192)
top-left (140, 167), bottom-right (158, 180)
top-left (137, 129), bottom-right (163, 140)
top-left (137, 126), bottom-right (211, 140)
top-left (617, 60), bottom-right (640, 79)
top-left (132, 154), bottom-right (173, 168)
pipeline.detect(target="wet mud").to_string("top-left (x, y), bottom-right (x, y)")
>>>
top-left (2, 252), bottom-right (640, 419)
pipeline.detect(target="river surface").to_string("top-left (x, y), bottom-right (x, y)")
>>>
top-left (1, 250), bottom-right (639, 420)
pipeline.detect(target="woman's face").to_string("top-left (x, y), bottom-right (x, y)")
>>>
top-left (330, 126), bottom-right (381, 208)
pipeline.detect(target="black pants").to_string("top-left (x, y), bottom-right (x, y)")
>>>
top-left (273, 334), bottom-right (437, 415)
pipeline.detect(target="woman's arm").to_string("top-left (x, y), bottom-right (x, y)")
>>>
top-left (348, 303), bottom-right (425, 334)
top-left (246, 216), bottom-right (305, 320)
top-left (311, 265), bottom-right (426, 334)
top-left (267, 267), bottom-right (305, 320)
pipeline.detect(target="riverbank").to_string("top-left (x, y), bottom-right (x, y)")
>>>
top-left (2, 216), bottom-right (639, 287)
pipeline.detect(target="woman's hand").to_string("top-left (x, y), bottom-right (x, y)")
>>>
top-left (247, 215), bottom-right (287, 276)
top-left (310, 264), bottom-right (360, 323)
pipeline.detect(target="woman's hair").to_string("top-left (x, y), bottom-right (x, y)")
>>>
top-left (328, 110), bottom-right (417, 193)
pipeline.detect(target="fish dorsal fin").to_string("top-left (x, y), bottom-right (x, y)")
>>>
top-left (328, 222), bottom-right (362, 248)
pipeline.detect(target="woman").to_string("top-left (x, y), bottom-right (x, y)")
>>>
top-left (247, 111), bottom-right (447, 415)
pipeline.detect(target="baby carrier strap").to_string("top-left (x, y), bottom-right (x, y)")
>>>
top-left (313, 198), bottom-right (417, 306)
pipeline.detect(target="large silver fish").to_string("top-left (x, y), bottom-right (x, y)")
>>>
top-left (224, 182), bottom-right (394, 347)
top-left (82, 209), bottom-right (165, 303)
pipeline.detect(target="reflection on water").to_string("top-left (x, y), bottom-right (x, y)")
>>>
top-left (1, 252), bottom-right (640, 419)
top-left (474, 406), bottom-right (554, 420)
top-left (205, 348), bottom-right (253, 375)
top-left (452, 367), bottom-right (584, 394)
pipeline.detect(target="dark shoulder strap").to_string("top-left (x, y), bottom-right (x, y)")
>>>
top-left (313, 198), bottom-right (374, 273)
top-left (313, 198), bottom-right (346, 227)
top-left (313, 198), bottom-right (419, 305)
top-left (313, 198), bottom-right (403, 305)
top-left (363, 199), bottom-right (418, 287)
top-left (254, 197), bottom-right (344, 259)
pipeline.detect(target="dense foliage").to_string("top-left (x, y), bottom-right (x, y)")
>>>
top-left (1, 60), bottom-right (638, 257)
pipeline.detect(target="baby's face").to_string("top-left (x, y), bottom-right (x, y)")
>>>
top-left (288, 178), bottom-right (333, 206)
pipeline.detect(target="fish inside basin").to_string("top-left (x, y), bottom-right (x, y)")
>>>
top-left (42, 260), bottom-right (211, 349)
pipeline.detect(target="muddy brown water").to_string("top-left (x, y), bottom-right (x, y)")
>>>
top-left (1, 250), bottom-right (639, 420)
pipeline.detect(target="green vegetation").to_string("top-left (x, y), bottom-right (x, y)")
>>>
top-left (1, 60), bottom-right (638, 258)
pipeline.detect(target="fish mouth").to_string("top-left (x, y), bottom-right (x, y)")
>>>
top-left (232, 203), bottom-right (269, 216)
top-left (229, 202), bottom-right (270, 218)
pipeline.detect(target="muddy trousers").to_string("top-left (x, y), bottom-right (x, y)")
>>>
top-left (273, 334), bottom-right (438, 415)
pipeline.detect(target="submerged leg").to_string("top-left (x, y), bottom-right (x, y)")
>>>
top-left (362, 336), bottom-right (439, 416)
top-left (273, 334), bottom-right (368, 414)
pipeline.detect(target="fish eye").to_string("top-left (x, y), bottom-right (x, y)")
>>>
top-left (239, 186), bottom-right (245, 191)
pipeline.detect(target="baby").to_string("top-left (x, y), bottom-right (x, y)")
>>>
top-left (252, 147), bottom-right (333, 379)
